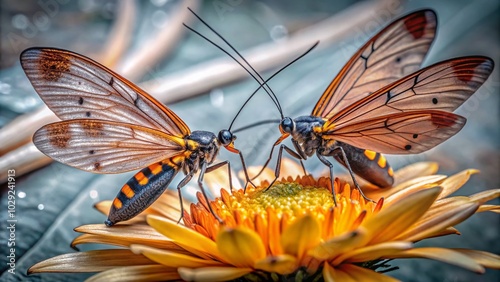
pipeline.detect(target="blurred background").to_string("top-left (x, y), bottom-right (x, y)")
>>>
top-left (0, 0), bottom-right (498, 281)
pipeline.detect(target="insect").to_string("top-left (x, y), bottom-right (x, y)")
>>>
top-left (20, 8), bottom-right (316, 226)
top-left (253, 9), bottom-right (494, 203)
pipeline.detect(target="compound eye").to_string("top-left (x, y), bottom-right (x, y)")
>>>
top-left (218, 129), bottom-right (233, 146)
top-left (280, 117), bottom-right (294, 133)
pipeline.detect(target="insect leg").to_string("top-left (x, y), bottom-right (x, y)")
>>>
top-left (251, 142), bottom-right (278, 181)
top-left (199, 162), bottom-right (224, 223)
top-left (330, 147), bottom-right (375, 203)
top-left (315, 153), bottom-right (338, 206)
top-left (237, 151), bottom-right (257, 191)
top-left (291, 139), bottom-right (307, 175)
top-left (206, 160), bottom-right (233, 192)
top-left (176, 172), bottom-right (194, 223)
top-left (265, 144), bottom-right (304, 190)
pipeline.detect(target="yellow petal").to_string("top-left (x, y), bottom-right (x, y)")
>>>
top-left (281, 214), bottom-right (321, 259)
top-left (72, 224), bottom-right (176, 250)
top-left (469, 189), bottom-right (500, 205)
top-left (393, 162), bottom-right (439, 186)
top-left (28, 250), bottom-right (154, 273)
top-left (477, 205), bottom-right (500, 213)
top-left (308, 229), bottom-right (367, 260)
top-left (339, 264), bottom-right (401, 282)
top-left (254, 254), bottom-right (298, 274)
top-left (367, 175), bottom-right (445, 200)
top-left (401, 202), bottom-right (478, 242)
top-left (437, 169), bottom-right (479, 199)
top-left (86, 265), bottom-right (179, 282)
top-left (336, 241), bottom-right (412, 264)
top-left (361, 187), bottom-right (442, 245)
top-left (147, 215), bottom-right (222, 261)
top-left (130, 244), bottom-right (223, 268)
top-left (388, 247), bottom-right (485, 273)
top-left (216, 227), bottom-right (266, 267)
top-left (452, 249), bottom-right (500, 269)
top-left (323, 263), bottom-right (356, 282)
top-left (178, 266), bottom-right (252, 282)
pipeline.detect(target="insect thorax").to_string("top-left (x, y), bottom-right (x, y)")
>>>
top-left (292, 116), bottom-right (326, 156)
top-left (184, 131), bottom-right (220, 172)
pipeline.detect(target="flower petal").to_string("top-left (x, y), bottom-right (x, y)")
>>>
top-left (451, 249), bottom-right (500, 269)
top-left (130, 244), bottom-right (223, 268)
top-left (437, 169), bottom-right (479, 199)
top-left (389, 247), bottom-right (485, 273)
top-left (216, 227), bottom-right (266, 267)
top-left (323, 263), bottom-right (356, 282)
top-left (477, 205), bottom-right (500, 213)
top-left (339, 264), bottom-right (400, 282)
top-left (178, 266), bottom-right (252, 282)
top-left (400, 202), bottom-right (478, 242)
top-left (86, 265), bottom-right (179, 282)
top-left (72, 224), bottom-right (177, 250)
top-left (361, 187), bottom-right (442, 245)
top-left (28, 250), bottom-right (154, 273)
top-left (254, 254), bottom-right (298, 274)
top-left (469, 189), bottom-right (500, 205)
top-left (367, 175), bottom-right (445, 200)
top-left (281, 214), bottom-right (321, 259)
top-left (147, 215), bottom-right (222, 261)
top-left (335, 241), bottom-right (413, 264)
top-left (308, 230), bottom-right (367, 260)
top-left (394, 162), bottom-right (439, 184)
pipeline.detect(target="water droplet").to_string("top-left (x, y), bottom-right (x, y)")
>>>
top-left (89, 190), bottom-right (99, 199)
top-left (270, 25), bottom-right (288, 42)
top-left (38, 204), bottom-right (45, 210)
top-left (0, 81), bottom-right (12, 95)
top-left (18, 192), bottom-right (26, 198)
top-left (210, 88), bottom-right (224, 108)
top-left (151, 0), bottom-right (169, 7)
top-left (152, 10), bottom-right (168, 28)
top-left (12, 14), bottom-right (29, 29)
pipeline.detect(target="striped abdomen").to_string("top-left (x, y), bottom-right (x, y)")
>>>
top-left (334, 142), bottom-right (394, 187)
top-left (105, 161), bottom-right (179, 226)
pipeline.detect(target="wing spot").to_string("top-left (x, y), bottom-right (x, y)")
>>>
top-left (432, 98), bottom-right (438, 104)
top-left (46, 123), bottom-right (71, 148)
top-left (89, 150), bottom-right (95, 155)
top-left (405, 144), bottom-right (412, 150)
top-left (395, 57), bottom-right (401, 63)
top-left (86, 111), bottom-right (91, 117)
top-left (109, 76), bottom-right (114, 86)
top-left (38, 51), bottom-right (71, 81)
top-left (94, 162), bottom-right (101, 171)
top-left (404, 11), bottom-right (427, 39)
top-left (79, 120), bottom-right (104, 137)
top-left (78, 97), bottom-right (84, 105)
top-left (386, 92), bottom-right (392, 104)
top-left (413, 134), bottom-right (418, 139)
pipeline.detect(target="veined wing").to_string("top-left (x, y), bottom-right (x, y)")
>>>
top-left (325, 110), bottom-right (466, 154)
top-left (21, 47), bottom-right (190, 137)
top-left (313, 9), bottom-right (437, 118)
top-left (33, 120), bottom-right (187, 173)
top-left (327, 57), bottom-right (494, 128)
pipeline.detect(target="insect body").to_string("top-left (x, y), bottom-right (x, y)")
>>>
top-left (21, 48), bottom-right (242, 226)
top-left (259, 9), bottom-right (494, 202)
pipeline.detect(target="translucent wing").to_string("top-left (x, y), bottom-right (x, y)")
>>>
top-left (21, 48), bottom-right (190, 137)
top-left (313, 9), bottom-right (437, 118)
top-left (327, 57), bottom-right (494, 128)
top-left (33, 120), bottom-right (186, 173)
top-left (327, 111), bottom-right (466, 154)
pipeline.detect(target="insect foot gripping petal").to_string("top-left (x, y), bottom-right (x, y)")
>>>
top-left (105, 162), bottom-right (179, 226)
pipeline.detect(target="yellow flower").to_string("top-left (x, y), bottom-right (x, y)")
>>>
top-left (29, 160), bottom-right (500, 281)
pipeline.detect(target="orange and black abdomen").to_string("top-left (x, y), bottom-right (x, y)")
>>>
top-left (333, 142), bottom-right (394, 188)
top-left (105, 161), bottom-right (179, 226)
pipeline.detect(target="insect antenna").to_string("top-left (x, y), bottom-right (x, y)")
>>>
top-left (232, 119), bottom-right (281, 134)
top-left (226, 41), bottom-right (319, 131)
